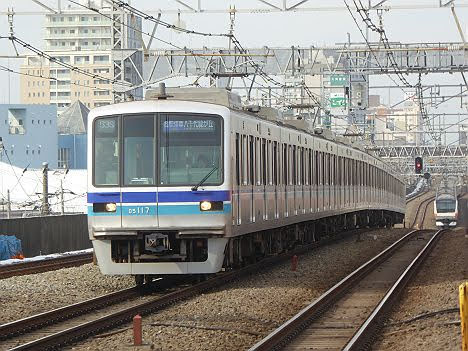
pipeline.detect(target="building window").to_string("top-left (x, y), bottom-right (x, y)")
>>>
top-left (32, 120), bottom-right (34, 124)
top-left (26, 149), bottom-right (29, 155)
top-left (68, 16), bottom-right (73, 22)
top-left (58, 148), bottom-right (70, 168)
top-left (38, 149), bottom-right (40, 155)
top-left (32, 150), bottom-right (35, 155)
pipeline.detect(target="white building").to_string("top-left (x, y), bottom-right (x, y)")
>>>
top-left (20, 1), bottom-right (143, 114)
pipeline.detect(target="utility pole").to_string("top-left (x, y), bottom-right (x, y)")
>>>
top-left (41, 162), bottom-right (49, 215)
top-left (7, 189), bottom-right (11, 219)
top-left (60, 179), bottom-right (64, 215)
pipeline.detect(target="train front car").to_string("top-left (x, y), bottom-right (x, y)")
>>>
top-left (87, 100), bottom-right (231, 280)
top-left (434, 178), bottom-right (458, 228)
top-left (434, 194), bottom-right (458, 228)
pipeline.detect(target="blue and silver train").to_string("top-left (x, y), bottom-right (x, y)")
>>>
top-left (87, 87), bottom-right (405, 282)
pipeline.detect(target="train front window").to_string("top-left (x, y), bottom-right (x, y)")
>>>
top-left (436, 200), bottom-right (455, 213)
top-left (159, 114), bottom-right (223, 186)
top-left (94, 116), bottom-right (119, 186)
top-left (123, 115), bottom-right (155, 186)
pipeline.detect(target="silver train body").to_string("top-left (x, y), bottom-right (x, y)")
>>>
top-left (87, 91), bottom-right (405, 276)
top-left (434, 178), bottom-right (458, 227)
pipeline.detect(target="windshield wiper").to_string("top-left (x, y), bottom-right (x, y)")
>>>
top-left (191, 166), bottom-right (218, 191)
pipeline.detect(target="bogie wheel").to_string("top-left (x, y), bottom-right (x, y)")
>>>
top-left (135, 274), bottom-right (144, 286)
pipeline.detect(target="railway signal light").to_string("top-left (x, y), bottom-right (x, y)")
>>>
top-left (415, 157), bottom-right (423, 174)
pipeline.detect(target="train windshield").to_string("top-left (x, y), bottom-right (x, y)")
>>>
top-left (94, 116), bottom-right (119, 186)
top-left (93, 114), bottom-right (223, 187)
top-left (159, 114), bottom-right (223, 186)
top-left (436, 199), bottom-right (456, 213)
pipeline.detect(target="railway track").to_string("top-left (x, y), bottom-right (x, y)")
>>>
top-left (409, 195), bottom-right (434, 229)
top-left (248, 228), bottom-right (445, 351)
top-left (249, 195), bottom-right (440, 351)
top-left (0, 229), bottom-right (364, 351)
top-left (0, 252), bottom-right (93, 280)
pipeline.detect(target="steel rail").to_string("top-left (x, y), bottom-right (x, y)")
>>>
top-left (409, 195), bottom-right (434, 229)
top-left (0, 253), bottom-right (93, 279)
top-left (248, 229), bottom-right (428, 351)
top-left (343, 229), bottom-right (445, 350)
top-left (2, 229), bottom-right (362, 351)
top-left (0, 286), bottom-right (141, 340)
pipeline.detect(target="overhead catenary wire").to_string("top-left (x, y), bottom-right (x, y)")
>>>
top-left (67, 0), bottom-right (223, 59)
top-left (5, 35), bottom-right (132, 88)
top-left (0, 64), bottom-right (113, 92)
top-left (110, 0), bottom-right (231, 38)
top-left (353, 0), bottom-right (413, 88)
top-left (342, 0), bottom-right (407, 92)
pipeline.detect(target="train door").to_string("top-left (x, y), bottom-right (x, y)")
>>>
top-left (249, 135), bottom-right (255, 223)
top-left (240, 135), bottom-right (250, 225)
top-left (121, 114), bottom-right (159, 229)
top-left (233, 133), bottom-right (241, 225)
top-left (262, 138), bottom-right (267, 220)
top-left (273, 141), bottom-right (279, 219)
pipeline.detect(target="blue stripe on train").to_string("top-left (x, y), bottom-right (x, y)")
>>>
top-left (87, 190), bottom-right (230, 204)
top-left (87, 203), bottom-right (231, 216)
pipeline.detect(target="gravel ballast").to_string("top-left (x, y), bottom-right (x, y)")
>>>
top-left (67, 228), bottom-right (410, 351)
top-left (0, 263), bottom-right (134, 324)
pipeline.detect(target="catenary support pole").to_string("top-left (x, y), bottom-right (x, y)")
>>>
top-left (41, 162), bottom-right (49, 215)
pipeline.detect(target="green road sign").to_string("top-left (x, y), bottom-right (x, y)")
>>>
top-left (329, 97), bottom-right (347, 108)
top-left (330, 74), bottom-right (349, 86)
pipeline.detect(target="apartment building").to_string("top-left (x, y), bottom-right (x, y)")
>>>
top-left (20, 3), bottom-right (142, 114)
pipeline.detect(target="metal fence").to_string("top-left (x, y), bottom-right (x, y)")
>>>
top-left (0, 214), bottom-right (90, 257)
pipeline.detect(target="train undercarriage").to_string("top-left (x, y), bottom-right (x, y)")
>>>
top-left (128, 209), bottom-right (403, 285)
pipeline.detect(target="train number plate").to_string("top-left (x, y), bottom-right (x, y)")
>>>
top-left (126, 206), bottom-right (154, 215)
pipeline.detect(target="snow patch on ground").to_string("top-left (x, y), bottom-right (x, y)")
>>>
top-left (0, 248), bottom-right (93, 266)
top-left (0, 161), bottom-right (87, 213)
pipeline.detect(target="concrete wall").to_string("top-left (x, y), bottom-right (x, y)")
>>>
top-left (58, 134), bottom-right (87, 169)
top-left (0, 104), bottom-right (58, 169)
top-left (0, 214), bottom-right (90, 257)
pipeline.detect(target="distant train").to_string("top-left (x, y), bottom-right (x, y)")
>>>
top-left (434, 177), bottom-right (458, 228)
top-left (87, 87), bottom-right (405, 284)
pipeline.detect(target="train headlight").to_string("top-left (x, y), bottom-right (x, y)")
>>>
top-left (199, 201), bottom-right (223, 212)
top-left (200, 201), bottom-right (212, 211)
top-left (105, 203), bottom-right (117, 212)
